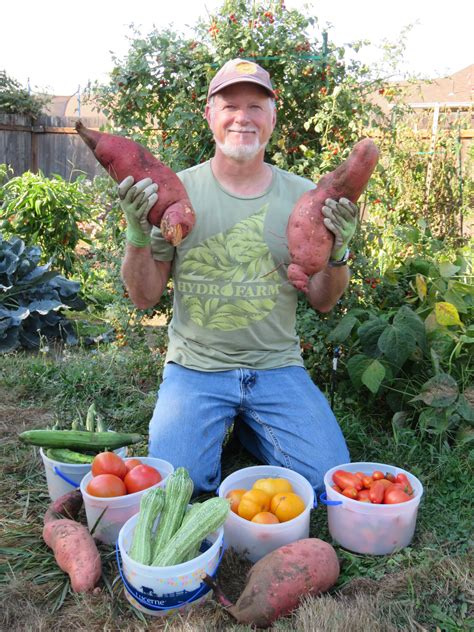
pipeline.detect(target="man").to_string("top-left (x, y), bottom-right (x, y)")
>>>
top-left (120, 59), bottom-right (358, 494)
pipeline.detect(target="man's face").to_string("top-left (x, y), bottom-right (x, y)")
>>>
top-left (205, 83), bottom-right (276, 162)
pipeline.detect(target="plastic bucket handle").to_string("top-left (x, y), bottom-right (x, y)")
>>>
top-left (319, 491), bottom-right (343, 506)
top-left (115, 539), bottom-right (226, 612)
top-left (53, 466), bottom-right (80, 489)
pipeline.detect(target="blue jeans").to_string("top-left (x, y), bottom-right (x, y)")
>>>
top-left (149, 363), bottom-right (349, 495)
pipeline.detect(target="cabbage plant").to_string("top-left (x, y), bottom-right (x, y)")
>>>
top-left (0, 234), bottom-right (86, 352)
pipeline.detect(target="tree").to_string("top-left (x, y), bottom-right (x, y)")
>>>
top-left (88, 0), bottom-right (385, 178)
top-left (0, 71), bottom-right (50, 117)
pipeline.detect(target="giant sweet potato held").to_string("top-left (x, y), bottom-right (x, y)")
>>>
top-left (42, 489), bottom-right (102, 593)
top-left (287, 138), bottom-right (379, 292)
top-left (75, 121), bottom-right (195, 246)
top-left (204, 538), bottom-right (340, 628)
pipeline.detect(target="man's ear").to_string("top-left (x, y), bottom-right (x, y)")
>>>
top-left (205, 103), bottom-right (212, 126)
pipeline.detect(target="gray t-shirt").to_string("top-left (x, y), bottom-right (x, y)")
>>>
top-left (151, 160), bottom-right (315, 371)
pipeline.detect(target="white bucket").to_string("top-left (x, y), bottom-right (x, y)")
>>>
top-left (218, 465), bottom-right (315, 562)
top-left (80, 457), bottom-right (174, 545)
top-left (117, 511), bottom-right (224, 617)
top-left (40, 446), bottom-right (127, 501)
top-left (323, 461), bottom-right (424, 555)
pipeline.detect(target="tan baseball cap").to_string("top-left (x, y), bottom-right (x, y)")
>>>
top-left (207, 58), bottom-right (275, 98)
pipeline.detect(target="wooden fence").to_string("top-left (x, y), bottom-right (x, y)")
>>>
top-left (0, 113), bottom-right (106, 181)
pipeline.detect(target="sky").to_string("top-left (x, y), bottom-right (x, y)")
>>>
top-left (2, 0), bottom-right (472, 96)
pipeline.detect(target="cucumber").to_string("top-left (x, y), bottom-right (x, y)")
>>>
top-left (19, 429), bottom-right (143, 451)
top-left (46, 448), bottom-right (95, 464)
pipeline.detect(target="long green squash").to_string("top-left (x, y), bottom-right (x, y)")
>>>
top-left (129, 487), bottom-right (166, 565)
top-left (151, 467), bottom-right (194, 562)
top-left (152, 497), bottom-right (230, 567)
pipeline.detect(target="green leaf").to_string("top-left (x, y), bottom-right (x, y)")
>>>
top-left (327, 314), bottom-right (359, 343)
top-left (393, 305), bottom-right (427, 353)
top-left (456, 388), bottom-right (474, 422)
top-left (378, 322), bottom-right (416, 370)
top-left (411, 373), bottom-right (459, 408)
top-left (361, 359), bottom-right (386, 394)
top-left (438, 261), bottom-right (460, 277)
top-left (357, 318), bottom-right (387, 357)
top-left (418, 408), bottom-right (450, 434)
top-left (346, 354), bottom-right (372, 389)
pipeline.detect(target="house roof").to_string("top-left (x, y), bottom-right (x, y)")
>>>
top-left (397, 64), bottom-right (473, 105)
top-left (44, 94), bottom-right (107, 119)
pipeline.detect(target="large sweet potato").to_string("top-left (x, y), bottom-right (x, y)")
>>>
top-left (204, 538), bottom-right (340, 628)
top-left (287, 138), bottom-right (379, 292)
top-left (43, 489), bottom-right (102, 593)
top-left (75, 121), bottom-right (195, 246)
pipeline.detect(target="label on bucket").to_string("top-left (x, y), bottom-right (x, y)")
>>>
top-left (117, 539), bottom-right (215, 612)
top-left (125, 580), bottom-right (211, 611)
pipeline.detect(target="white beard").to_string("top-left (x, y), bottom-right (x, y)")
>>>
top-left (214, 134), bottom-right (267, 162)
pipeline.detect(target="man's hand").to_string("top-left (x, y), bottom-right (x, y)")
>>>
top-left (321, 197), bottom-right (358, 261)
top-left (119, 176), bottom-right (159, 247)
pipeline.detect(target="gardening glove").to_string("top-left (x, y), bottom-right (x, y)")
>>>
top-left (321, 197), bottom-right (358, 261)
top-left (118, 176), bottom-right (159, 247)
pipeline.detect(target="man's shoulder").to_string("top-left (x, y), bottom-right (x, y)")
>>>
top-left (177, 161), bottom-right (211, 183)
top-left (270, 165), bottom-right (316, 193)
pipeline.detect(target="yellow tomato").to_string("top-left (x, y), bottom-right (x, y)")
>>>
top-left (252, 477), bottom-right (293, 498)
top-left (251, 511), bottom-right (280, 524)
top-left (270, 492), bottom-right (306, 522)
top-left (225, 488), bottom-right (247, 514)
top-left (237, 489), bottom-right (271, 521)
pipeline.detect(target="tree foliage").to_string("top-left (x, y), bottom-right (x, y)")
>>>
top-left (88, 0), bottom-right (386, 178)
top-left (0, 70), bottom-right (50, 117)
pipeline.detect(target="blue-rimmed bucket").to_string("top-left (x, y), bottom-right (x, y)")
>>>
top-left (322, 461), bottom-right (424, 555)
top-left (117, 511), bottom-right (224, 617)
top-left (217, 465), bottom-right (315, 562)
top-left (39, 446), bottom-right (126, 501)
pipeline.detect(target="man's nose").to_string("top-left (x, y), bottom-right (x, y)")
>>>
top-left (234, 108), bottom-right (251, 123)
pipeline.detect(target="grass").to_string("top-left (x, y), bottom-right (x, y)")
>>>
top-left (0, 342), bottom-right (473, 631)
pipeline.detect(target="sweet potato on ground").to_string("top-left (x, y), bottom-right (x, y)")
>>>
top-left (75, 121), bottom-right (195, 246)
top-left (43, 490), bottom-right (102, 593)
top-left (287, 138), bottom-right (379, 292)
top-left (204, 538), bottom-right (340, 628)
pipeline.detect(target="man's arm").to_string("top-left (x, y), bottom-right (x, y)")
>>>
top-left (306, 197), bottom-right (358, 313)
top-left (118, 175), bottom-right (172, 309)
top-left (121, 246), bottom-right (172, 310)
top-left (306, 264), bottom-right (350, 312)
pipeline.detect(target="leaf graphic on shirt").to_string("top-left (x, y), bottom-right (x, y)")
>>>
top-left (179, 205), bottom-right (282, 330)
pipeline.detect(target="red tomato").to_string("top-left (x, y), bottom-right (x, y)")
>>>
top-left (91, 452), bottom-right (127, 479)
top-left (372, 470), bottom-right (385, 480)
top-left (332, 470), bottom-right (363, 491)
top-left (332, 484), bottom-right (342, 494)
top-left (124, 458), bottom-right (142, 473)
top-left (342, 486), bottom-right (358, 499)
top-left (384, 486), bottom-right (412, 504)
top-left (124, 464), bottom-right (162, 494)
top-left (362, 475), bottom-right (373, 489)
top-left (357, 489), bottom-right (371, 502)
top-left (354, 471), bottom-right (365, 481)
top-left (369, 480), bottom-right (386, 504)
top-left (87, 473), bottom-right (127, 497)
top-left (385, 472), bottom-right (396, 483)
top-left (395, 473), bottom-right (414, 495)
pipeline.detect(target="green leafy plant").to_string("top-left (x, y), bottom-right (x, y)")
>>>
top-left (0, 234), bottom-right (86, 352)
top-left (0, 169), bottom-right (93, 273)
top-left (326, 241), bottom-right (473, 443)
top-left (0, 70), bottom-right (50, 117)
